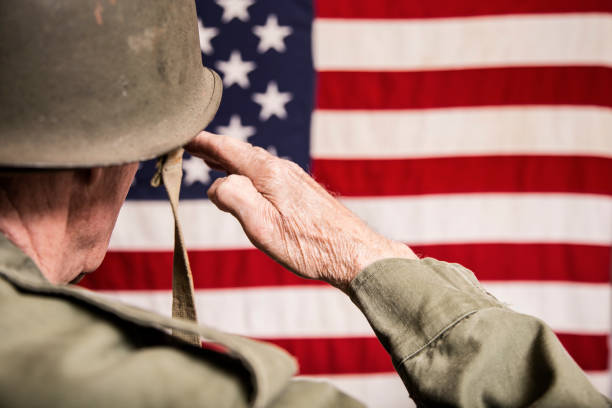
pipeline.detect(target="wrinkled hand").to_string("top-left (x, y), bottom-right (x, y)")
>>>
top-left (185, 132), bottom-right (417, 293)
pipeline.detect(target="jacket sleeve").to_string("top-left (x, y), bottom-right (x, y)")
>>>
top-left (349, 257), bottom-right (611, 407)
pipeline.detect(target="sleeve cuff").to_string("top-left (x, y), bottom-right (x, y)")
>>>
top-left (349, 257), bottom-right (504, 364)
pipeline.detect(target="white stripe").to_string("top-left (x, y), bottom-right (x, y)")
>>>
top-left (110, 199), bottom-right (252, 250)
top-left (299, 374), bottom-right (414, 408)
top-left (99, 282), bottom-right (610, 337)
top-left (100, 287), bottom-right (372, 337)
top-left (314, 14), bottom-right (612, 70)
top-left (343, 194), bottom-right (612, 246)
top-left (301, 371), bottom-right (611, 406)
top-left (484, 283), bottom-right (610, 335)
top-left (110, 194), bottom-right (612, 249)
top-left (311, 107), bottom-right (612, 159)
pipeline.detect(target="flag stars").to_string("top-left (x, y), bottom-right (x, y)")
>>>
top-left (216, 115), bottom-right (255, 142)
top-left (253, 15), bottom-right (293, 53)
top-left (183, 155), bottom-right (212, 186)
top-left (198, 19), bottom-right (218, 55)
top-left (215, 50), bottom-right (256, 89)
top-left (215, 0), bottom-right (255, 23)
top-left (252, 81), bottom-right (292, 121)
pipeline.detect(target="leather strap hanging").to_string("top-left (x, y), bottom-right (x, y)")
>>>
top-left (151, 148), bottom-right (200, 346)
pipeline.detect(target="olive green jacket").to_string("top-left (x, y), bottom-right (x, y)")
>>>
top-left (0, 234), bottom-right (609, 407)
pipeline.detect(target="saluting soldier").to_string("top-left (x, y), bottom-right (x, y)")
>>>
top-left (0, 1), bottom-right (608, 406)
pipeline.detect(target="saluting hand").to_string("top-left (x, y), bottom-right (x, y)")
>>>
top-left (185, 131), bottom-right (416, 294)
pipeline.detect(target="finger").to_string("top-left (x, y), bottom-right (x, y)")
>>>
top-left (185, 131), bottom-right (273, 181)
top-left (203, 158), bottom-right (226, 173)
top-left (206, 176), bottom-right (224, 208)
top-left (207, 174), bottom-right (271, 224)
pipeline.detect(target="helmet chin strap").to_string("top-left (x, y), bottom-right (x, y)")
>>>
top-left (151, 148), bottom-right (200, 346)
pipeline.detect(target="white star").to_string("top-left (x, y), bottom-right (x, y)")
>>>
top-left (215, 0), bottom-right (255, 23)
top-left (253, 15), bottom-right (292, 53)
top-left (216, 115), bottom-right (255, 142)
top-left (183, 155), bottom-right (211, 186)
top-left (252, 81), bottom-right (292, 121)
top-left (215, 50), bottom-right (256, 89)
top-left (197, 19), bottom-right (218, 55)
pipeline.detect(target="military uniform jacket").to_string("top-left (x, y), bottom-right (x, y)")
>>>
top-left (0, 234), bottom-right (609, 407)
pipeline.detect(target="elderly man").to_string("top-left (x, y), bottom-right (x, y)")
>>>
top-left (0, 1), bottom-right (608, 407)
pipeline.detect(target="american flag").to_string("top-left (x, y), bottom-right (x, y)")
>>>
top-left (80, 1), bottom-right (612, 406)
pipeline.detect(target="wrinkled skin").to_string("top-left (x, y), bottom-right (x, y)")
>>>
top-left (186, 131), bottom-right (417, 293)
top-left (0, 164), bottom-right (138, 284)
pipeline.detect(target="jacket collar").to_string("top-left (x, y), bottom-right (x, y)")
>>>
top-left (0, 232), bottom-right (297, 407)
top-left (0, 232), bottom-right (47, 286)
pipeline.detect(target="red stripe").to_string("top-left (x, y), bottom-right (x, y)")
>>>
top-left (311, 156), bottom-right (612, 197)
top-left (259, 333), bottom-right (608, 374)
top-left (81, 248), bottom-right (320, 291)
top-left (261, 337), bottom-right (393, 374)
top-left (79, 243), bottom-right (610, 290)
top-left (315, 0), bottom-right (612, 19)
top-left (556, 333), bottom-right (610, 372)
top-left (316, 67), bottom-right (612, 110)
top-left (413, 243), bottom-right (611, 283)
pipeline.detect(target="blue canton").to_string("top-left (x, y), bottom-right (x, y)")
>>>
top-left (128, 0), bottom-right (314, 200)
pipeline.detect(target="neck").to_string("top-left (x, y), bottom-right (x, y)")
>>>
top-left (0, 164), bottom-right (137, 284)
top-left (0, 171), bottom-right (87, 284)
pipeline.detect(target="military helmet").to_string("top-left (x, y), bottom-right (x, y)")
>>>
top-left (0, 0), bottom-right (221, 167)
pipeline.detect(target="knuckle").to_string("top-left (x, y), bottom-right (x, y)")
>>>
top-left (249, 146), bottom-right (269, 165)
top-left (250, 146), bottom-right (267, 155)
top-left (225, 173), bottom-right (242, 182)
top-left (263, 159), bottom-right (285, 179)
top-left (222, 174), bottom-right (253, 195)
top-left (248, 146), bottom-right (285, 177)
top-left (283, 160), bottom-right (304, 175)
top-left (220, 174), bottom-right (243, 190)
